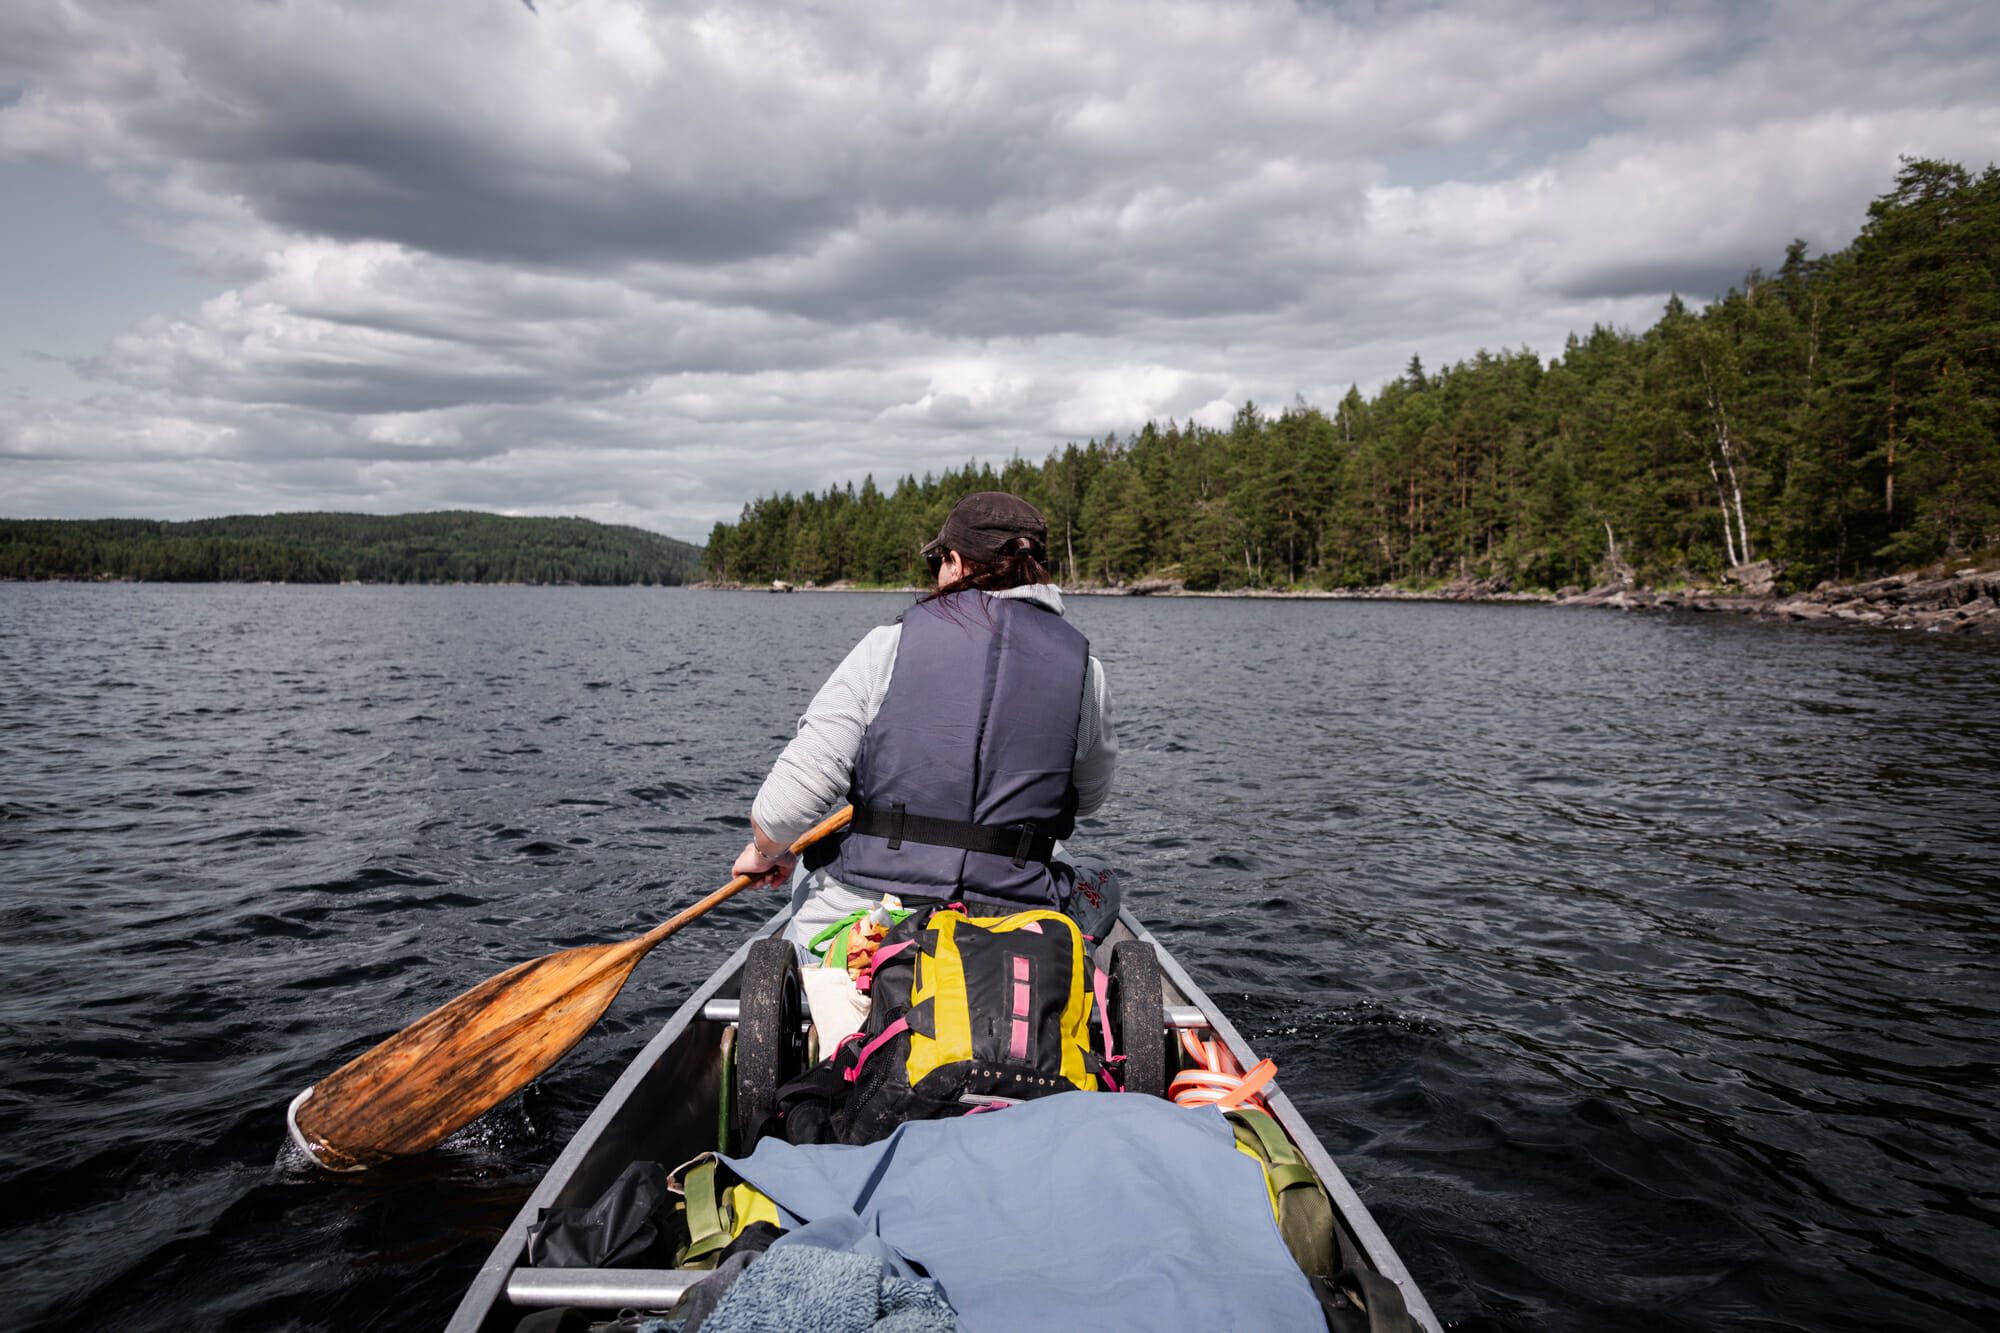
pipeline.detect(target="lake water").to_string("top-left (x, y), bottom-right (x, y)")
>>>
top-left (2, 584), bottom-right (1995, 1331)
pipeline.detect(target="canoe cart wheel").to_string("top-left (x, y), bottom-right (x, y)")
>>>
top-left (735, 936), bottom-right (807, 1150)
top-left (1107, 939), bottom-right (1167, 1098)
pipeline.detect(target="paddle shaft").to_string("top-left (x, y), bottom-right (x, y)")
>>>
top-left (640, 802), bottom-right (852, 944)
top-left (635, 862), bottom-right (784, 951)
top-left (289, 805), bottom-right (852, 1170)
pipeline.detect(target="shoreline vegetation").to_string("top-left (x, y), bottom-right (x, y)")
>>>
top-left (703, 160), bottom-right (2000, 618)
top-left (695, 555), bottom-right (2000, 637)
top-left (0, 512), bottom-right (702, 586)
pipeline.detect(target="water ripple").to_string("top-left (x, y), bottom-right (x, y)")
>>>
top-left (0, 585), bottom-right (1994, 1331)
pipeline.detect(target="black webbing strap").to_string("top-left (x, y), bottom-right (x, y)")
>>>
top-left (851, 802), bottom-right (1058, 868)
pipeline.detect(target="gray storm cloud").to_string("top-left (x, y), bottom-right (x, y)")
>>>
top-left (2, 0), bottom-right (1996, 537)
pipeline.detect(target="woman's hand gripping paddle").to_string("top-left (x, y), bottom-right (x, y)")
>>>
top-left (286, 806), bottom-right (851, 1170)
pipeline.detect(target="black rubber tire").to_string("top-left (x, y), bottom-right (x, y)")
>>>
top-left (735, 937), bottom-right (806, 1150)
top-left (1108, 939), bottom-right (1167, 1098)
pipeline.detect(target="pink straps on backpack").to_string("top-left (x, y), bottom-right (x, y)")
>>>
top-left (843, 1017), bottom-right (911, 1083)
top-left (1088, 962), bottom-right (1131, 1092)
top-left (854, 939), bottom-right (914, 994)
top-left (1008, 954), bottom-right (1033, 1061)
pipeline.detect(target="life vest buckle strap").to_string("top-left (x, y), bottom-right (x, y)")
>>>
top-left (850, 805), bottom-right (1059, 864)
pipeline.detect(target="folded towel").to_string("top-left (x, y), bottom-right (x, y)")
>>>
top-left (689, 1243), bottom-right (954, 1333)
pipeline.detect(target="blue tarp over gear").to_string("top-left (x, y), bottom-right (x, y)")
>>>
top-left (725, 1091), bottom-right (1326, 1333)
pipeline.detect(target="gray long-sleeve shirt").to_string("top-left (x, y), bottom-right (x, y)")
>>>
top-left (751, 584), bottom-right (1117, 845)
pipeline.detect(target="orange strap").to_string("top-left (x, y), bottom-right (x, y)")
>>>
top-left (1169, 1069), bottom-right (1240, 1099)
top-left (1172, 1035), bottom-right (1272, 1111)
top-left (1212, 1057), bottom-right (1277, 1110)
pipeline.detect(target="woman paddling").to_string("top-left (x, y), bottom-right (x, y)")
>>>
top-left (731, 492), bottom-right (1119, 945)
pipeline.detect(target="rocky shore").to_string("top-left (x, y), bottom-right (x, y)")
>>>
top-left (1099, 563), bottom-right (2000, 636)
top-left (697, 562), bottom-right (2000, 636)
top-left (1547, 566), bottom-right (2000, 636)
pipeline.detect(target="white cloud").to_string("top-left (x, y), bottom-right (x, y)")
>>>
top-left (1054, 364), bottom-right (1203, 436)
top-left (1, 0), bottom-right (1995, 537)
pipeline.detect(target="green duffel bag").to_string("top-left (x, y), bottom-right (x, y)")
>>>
top-left (1226, 1104), bottom-right (1338, 1278)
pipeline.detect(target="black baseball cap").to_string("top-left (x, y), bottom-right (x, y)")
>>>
top-left (919, 492), bottom-right (1048, 563)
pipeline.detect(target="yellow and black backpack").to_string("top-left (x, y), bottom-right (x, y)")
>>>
top-left (777, 903), bottom-right (1111, 1145)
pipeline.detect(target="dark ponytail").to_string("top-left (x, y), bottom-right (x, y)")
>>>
top-left (917, 536), bottom-right (1051, 607)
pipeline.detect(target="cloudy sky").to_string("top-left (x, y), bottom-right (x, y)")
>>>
top-left (3, 0), bottom-right (1996, 541)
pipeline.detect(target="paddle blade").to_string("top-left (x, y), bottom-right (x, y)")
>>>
top-left (288, 807), bottom-right (851, 1171)
top-left (288, 935), bottom-right (651, 1170)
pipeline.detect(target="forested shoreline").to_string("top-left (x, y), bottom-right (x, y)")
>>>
top-left (0, 512), bottom-right (702, 585)
top-left (704, 160), bottom-right (1998, 595)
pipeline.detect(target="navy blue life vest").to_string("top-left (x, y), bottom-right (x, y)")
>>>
top-left (822, 590), bottom-right (1089, 907)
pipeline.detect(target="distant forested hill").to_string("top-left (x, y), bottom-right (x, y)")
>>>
top-left (706, 159), bottom-right (1999, 593)
top-left (0, 511), bottom-right (701, 585)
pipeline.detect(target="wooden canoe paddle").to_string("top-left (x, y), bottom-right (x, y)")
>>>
top-left (286, 805), bottom-right (852, 1171)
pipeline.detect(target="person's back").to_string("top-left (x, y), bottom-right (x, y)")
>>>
top-left (826, 585), bottom-right (1089, 908)
top-left (730, 492), bottom-right (1117, 933)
